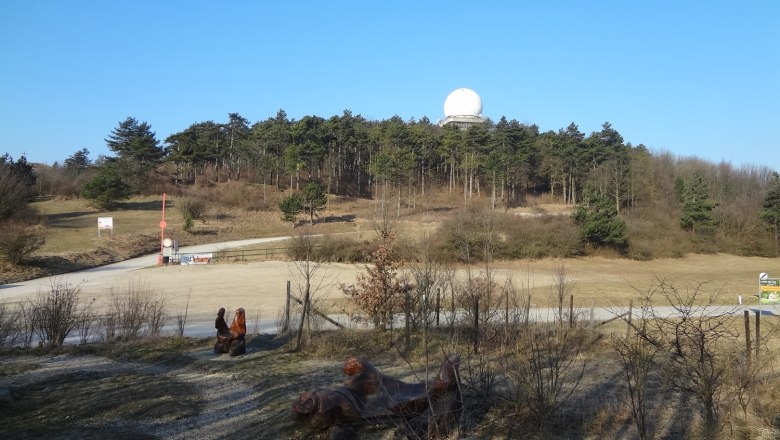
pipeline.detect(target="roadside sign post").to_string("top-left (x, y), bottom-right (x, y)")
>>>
top-left (759, 273), bottom-right (780, 305)
top-left (97, 217), bottom-right (113, 238)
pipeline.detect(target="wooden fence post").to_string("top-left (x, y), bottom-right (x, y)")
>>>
top-left (755, 310), bottom-right (761, 361)
top-left (569, 294), bottom-right (574, 328)
top-left (626, 299), bottom-right (633, 338)
top-left (283, 280), bottom-right (291, 333)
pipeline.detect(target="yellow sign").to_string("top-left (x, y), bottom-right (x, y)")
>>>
top-left (759, 277), bottom-right (780, 304)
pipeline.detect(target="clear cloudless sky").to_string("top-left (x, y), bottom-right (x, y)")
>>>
top-left (1, 1), bottom-right (778, 171)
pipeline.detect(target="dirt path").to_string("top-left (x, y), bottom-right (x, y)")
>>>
top-left (0, 337), bottom-right (316, 440)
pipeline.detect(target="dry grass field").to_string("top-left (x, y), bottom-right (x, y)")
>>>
top-left (1, 190), bottom-right (779, 439)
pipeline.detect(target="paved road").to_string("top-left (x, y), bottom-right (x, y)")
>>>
top-left (0, 236), bottom-right (291, 301)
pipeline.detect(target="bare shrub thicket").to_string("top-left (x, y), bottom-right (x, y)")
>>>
top-left (75, 297), bottom-right (101, 344)
top-left (405, 234), bottom-right (447, 349)
top-left (0, 222), bottom-right (45, 265)
top-left (630, 278), bottom-right (743, 440)
top-left (16, 302), bottom-right (35, 347)
top-left (29, 279), bottom-right (81, 347)
top-left (0, 301), bottom-right (18, 347)
top-left (609, 306), bottom-right (669, 440)
top-left (107, 281), bottom-right (170, 339)
top-left (190, 180), bottom-right (267, 211)
top-left (433, 206), bottom-right (581, 261)
top-left (502, 325), bottom-right (588, 428)
top-left (177, 196), bottom-right (206, 233)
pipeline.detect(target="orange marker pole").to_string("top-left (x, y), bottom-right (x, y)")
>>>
top-left (159, 193), bottom-right (167, 264)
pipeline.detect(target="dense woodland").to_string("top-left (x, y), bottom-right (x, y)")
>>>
top-left (3, 110), bottom-right (780, 261)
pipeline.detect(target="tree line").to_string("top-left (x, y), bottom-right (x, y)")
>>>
top-left (4, 108), bottom-right (780, 261)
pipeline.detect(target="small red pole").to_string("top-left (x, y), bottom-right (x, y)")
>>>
top-left (159, 193), bottom-right (167, 265)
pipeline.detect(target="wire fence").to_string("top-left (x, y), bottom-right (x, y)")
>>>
top-left (211, 247), bottom-right (291, 263)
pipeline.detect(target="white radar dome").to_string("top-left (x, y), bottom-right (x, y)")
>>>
top-left (443, 88), bottom-right (483, 117)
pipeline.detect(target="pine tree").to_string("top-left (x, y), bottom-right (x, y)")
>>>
top-left (572, 189), bottom-right (628, 252)
top-left (106, 117), bottom-right (164, 166)
top-left (279, 193), bottom-right (303, 227)
top-left (80, 165), bottom-right (131, 209)
top-left (300, 183), bottom-right (327, 225)
top-left (679, 173), bottom-right (719, 235)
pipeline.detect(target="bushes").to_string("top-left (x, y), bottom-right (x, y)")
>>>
top-left (0, 280), bottom-right (174, 347)
top-left (288, 235), bottom-right (372, 263)
top-left (0, 223), bottom-right (45, 264)
top-left (106, 281), bottom-right (169, 339)
top-left (433, 205), bottom-right (582, 261)
top-left (29, 279), bottom-right (81, 347)
top-left (178, 196), bottom-right (206, 233)
top-left (0, 301), bottom-right (18, 347)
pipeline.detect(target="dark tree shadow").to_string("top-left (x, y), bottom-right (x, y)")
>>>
top-left (47, 211), bottom-right (98, 222)
top-left (247, 333), bottom-right (291, 352)
top-left (319, 214), bottom-right (356, 223)
top-left (120, 200), bottom-right (169, 211)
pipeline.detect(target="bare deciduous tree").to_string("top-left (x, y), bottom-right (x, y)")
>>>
top-left (291, 228), bottom-right (332, 350)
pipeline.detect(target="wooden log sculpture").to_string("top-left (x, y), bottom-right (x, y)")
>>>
top-left (214, 307), bottom-right (246, 356)
top-left (292, 354), bottom-right (461, 439)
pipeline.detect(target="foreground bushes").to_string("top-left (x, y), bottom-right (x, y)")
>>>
top-left (0, 280), bottom-right (174, 348)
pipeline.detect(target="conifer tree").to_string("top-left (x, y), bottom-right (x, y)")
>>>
top-left (679, 173), bottom-right (719, 235)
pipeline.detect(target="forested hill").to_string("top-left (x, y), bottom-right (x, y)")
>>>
top-left (9, 110), bottom-right (780, 261)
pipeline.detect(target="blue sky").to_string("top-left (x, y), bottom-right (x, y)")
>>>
top-left (1, 1), bottom-right (778, 171)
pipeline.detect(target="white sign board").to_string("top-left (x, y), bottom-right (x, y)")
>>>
top-left (97, 217), bottom-right (114, 230)
top-left (180, 253), bottom-right (213, 265)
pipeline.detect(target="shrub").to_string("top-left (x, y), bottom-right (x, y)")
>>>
top-left (0, 301), bottom-right (18, 347)
top-left (178, 196), bottom-right (206, 233)
top-left (502, 325), bottom-right (588, 428)
top-left (0, 223), bottom-right (45, 264)
top-left (108, 281), bottom-right (169, 339)
top-left (29, 279), bottom-right (81, 347)
top-left (434, 208), bottom-right (582, 261)
top-left (288, 235), bottom-right (372, 263)
top-left (341, 231), bottom-right (406, 330)
top-left (624, 205), bottom-right (689, 259)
